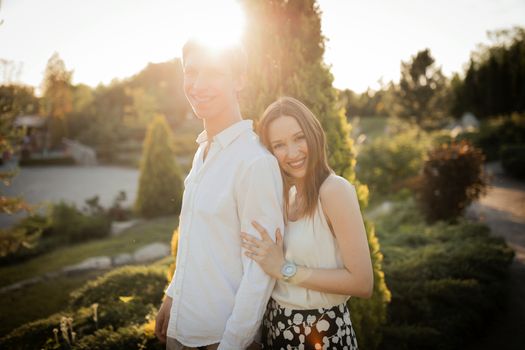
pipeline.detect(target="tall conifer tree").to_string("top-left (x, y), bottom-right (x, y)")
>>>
top-left (240, 1), bottom-right (391, 347)
top-left (135, 115), bottom-right (183, 218)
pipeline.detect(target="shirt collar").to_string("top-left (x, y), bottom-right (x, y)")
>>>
top-left (195, 120), bottom-right (254, 148)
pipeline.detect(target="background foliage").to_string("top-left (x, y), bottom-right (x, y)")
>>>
top-left (135, 115), bottom-right (183, 218)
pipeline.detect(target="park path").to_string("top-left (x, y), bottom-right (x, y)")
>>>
top-left (465, 162), bottom-right (525, 350)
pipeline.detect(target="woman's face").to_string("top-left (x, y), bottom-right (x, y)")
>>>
top-left (267, 116), bottom-right (309, 180)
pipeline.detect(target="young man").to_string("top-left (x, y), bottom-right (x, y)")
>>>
top-left (155, 40), bottom-right (284, 350)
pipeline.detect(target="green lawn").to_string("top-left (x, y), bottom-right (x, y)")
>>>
top-left (350, 115), bottom-right (388, 142)
top-left (0, 216), bottom-right (177, 287)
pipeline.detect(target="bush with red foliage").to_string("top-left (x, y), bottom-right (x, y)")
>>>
top-left (417, 141), bottom-right (488, 223)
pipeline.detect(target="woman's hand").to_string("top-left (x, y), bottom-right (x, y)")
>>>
top-left (241, 221), bottom-right (285, 280)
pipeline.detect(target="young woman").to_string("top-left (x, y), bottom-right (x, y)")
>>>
top-left (240, 97), bottom-right (373, 350)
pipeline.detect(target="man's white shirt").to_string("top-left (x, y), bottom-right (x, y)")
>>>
top-left (165, 120), bottom-right (284, 349)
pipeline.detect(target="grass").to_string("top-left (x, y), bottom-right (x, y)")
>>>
top-left (0, 215), bottom-right (177, 287)
top-left (0, 216), bottom-right (177, 337)
top-left (351, 115), bottom-right (388, 142)
top-left (0, 271), bottom-right (104, 337)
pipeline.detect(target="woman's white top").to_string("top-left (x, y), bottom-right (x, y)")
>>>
top-left (272, 187), bottom-right (350, 310)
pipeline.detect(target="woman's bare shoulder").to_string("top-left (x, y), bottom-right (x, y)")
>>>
top-left (320, 174), bottom-right (355, 196)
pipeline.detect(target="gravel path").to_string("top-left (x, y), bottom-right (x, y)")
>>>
top-left (466, 162), bottom-right (525, 350)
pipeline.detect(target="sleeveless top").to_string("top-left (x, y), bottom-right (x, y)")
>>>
top-left (272, 186), bottom-right (350, 310)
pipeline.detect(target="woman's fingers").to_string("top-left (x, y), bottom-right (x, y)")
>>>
top-left (241, 231), bottom-right (260, 243)
top-left (241, 232), bottom-right (263, 249)
top-left (276, 228), bottom-right (283, 246)
top-left (241, 240), bottom-right (259, 252)
top-left (251, 221), bottom-right (272, 241)
top-left (245, 250), bottom-right (261, 261)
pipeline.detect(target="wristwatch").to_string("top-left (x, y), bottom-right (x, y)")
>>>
top-left (281, 261), bottom-right (297, 282)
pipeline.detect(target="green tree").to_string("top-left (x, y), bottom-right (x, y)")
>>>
top-left (394, 49), bottom-right (448, 127)
top-left (242, 0), bottom-right (358, 184)
top-left (240, 1), bottom-right (391, 348)
top-left (135, 115), bottom-right (183, 218)
top-left (0, 84), bottom-right (38, 213)
top-left (67, 83), bottom-right (95, 140)
top-left (72, 60), bottom-right (189, 163)
top-left (341, 86), bottom-right (392, 119)
top-left (128, 60), bottom-right (190, 127)
top-left (0, 84), bottom-right (36, 257)
top-left (41, 52), bottom-right (73, 148)
top-left (75, 82), bottom-right (129, 161)
top-left (0, 84), bottom-right (39, 121)
top-left (452, 27), bottom-right (525, 118)
top-left (123, 87), bottom-right (158, 129)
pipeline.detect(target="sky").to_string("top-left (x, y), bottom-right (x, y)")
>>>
top-left (1, 0), bottom-right (525, 93)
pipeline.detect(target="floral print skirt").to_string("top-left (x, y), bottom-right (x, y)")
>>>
top-left (261, 298), bottom-right (358, 350)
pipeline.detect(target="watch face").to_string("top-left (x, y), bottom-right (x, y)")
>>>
top-left (282, 262), bottom-right (297, 278)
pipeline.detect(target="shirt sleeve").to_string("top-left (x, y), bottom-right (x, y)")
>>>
top-left (219, 154), bottom-right (284, 350)
top-left (164, 278), bottom-right (175, 298)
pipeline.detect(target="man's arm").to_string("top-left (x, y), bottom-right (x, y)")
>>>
top-left (219, 155), bottom-right (284, 350)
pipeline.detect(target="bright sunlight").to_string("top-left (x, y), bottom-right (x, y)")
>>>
top-left (179, 0), bottom-right (246, 50)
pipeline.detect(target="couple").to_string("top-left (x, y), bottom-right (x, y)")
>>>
top-left (155, 39), bottom-right (373, 350)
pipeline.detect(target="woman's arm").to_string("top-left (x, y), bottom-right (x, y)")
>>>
top-left (241, 176), bottom-right (373, 298)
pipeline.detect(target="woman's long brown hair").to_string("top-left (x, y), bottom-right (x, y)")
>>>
top-left (258, 96), bottom-right (333, 220)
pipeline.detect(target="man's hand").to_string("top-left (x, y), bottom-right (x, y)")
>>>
top-left (155, 296), bottom-right (173, 343)
top-left (212, 343), bottom-right (258, 350)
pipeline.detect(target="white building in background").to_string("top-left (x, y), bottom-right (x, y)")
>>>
top-left (13, 115), bottom-right (50, 155)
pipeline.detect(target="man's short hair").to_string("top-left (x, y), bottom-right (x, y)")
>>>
top-left (182, 39), bottom-right (247, 77)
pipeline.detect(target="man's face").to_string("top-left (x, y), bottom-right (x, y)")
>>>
top-left (183, 50), bottom-right (241, 121)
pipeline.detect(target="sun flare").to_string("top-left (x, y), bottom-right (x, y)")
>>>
top-left (180, 0), bottom-right (246, 50)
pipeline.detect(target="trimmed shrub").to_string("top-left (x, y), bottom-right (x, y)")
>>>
top-left (68, 265), bottom-right (166, 334)
top-left (0, 312), bottom-right (75, 350)
top-left (0, 199), bottom-right (113, 265)
top-left (70, 266), bottom-right (166, 309)
top-left (501, 144), bottom-right (525, 179)
top-left (417, 141), bottom-right (488, 223)
top-left (373, 199), bottom-right (514, 350)
top-left (1, 266), bottom-right (167, 349)
top-left (72, 324), bottom-right (163, 350)
top-left (474, 113), bottom-right (525, 161)
top-left (49, 201), bottom-right (111, 243)
top-left (0, 307), bottom-right (158, 350)
top-left (348, 220), bottom-right (391, 350)
top-left (135, 115), bottom-right (183, 218)
top-left (69, 266), bottom-right (166, 345)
